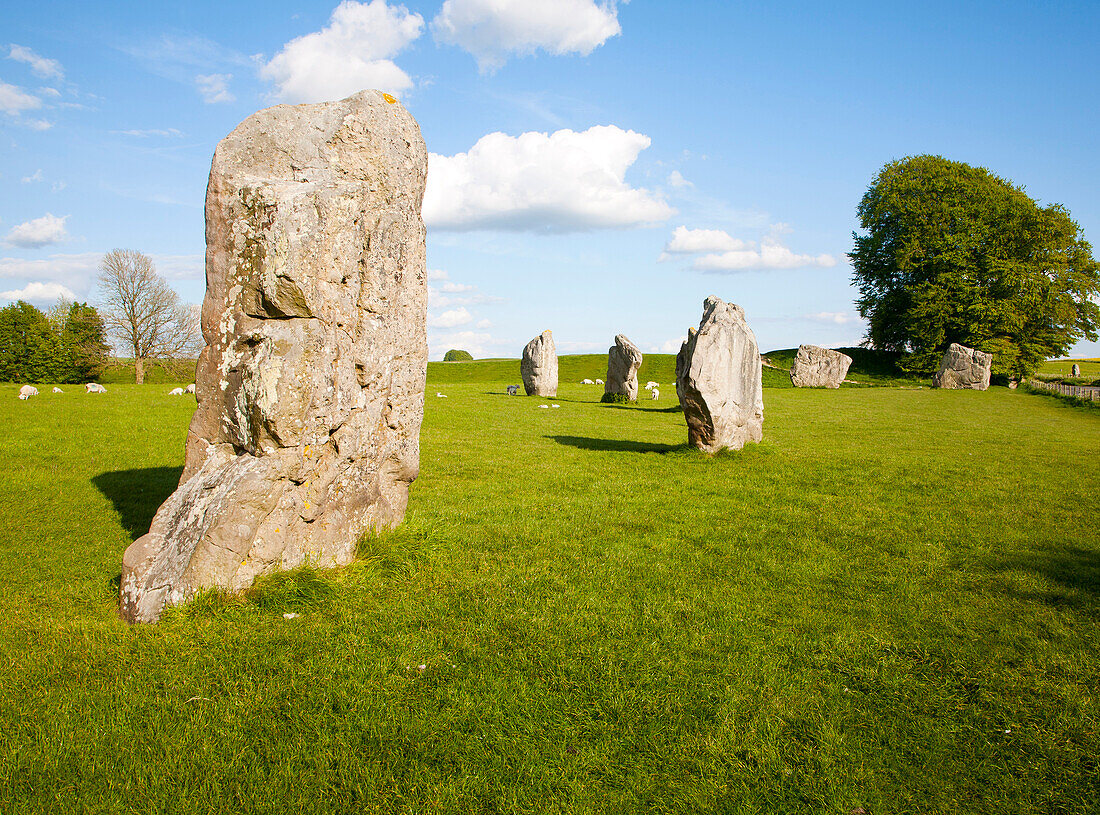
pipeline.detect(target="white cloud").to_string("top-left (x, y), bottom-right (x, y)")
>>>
top-left (25, 118), bottom-right (52, 131)
top-left (0, 81), bottom-right (42, 114)
top-left (660, 225), bottom-right (749, 258)
top-left (667, 170), bottom-right (692, 188)
top-left (151, 254), bottom-right (204, 280)
top-left (112, 128), bottom-right (184, 138)
top-left (21, 169), bottom-right (43, 184)
top-left (428, 306), bottom-right (473, 328)
top-left (38, 86), bottom-right (61, 98)
top-left (475, 318), bottom-right (492, 328)
top-left (196, 73), bottom-right (235, 104)
top-left (658, 336), bottom-right (687, 353)
top-left (806, 311), bottom-right (860, 325)
top-left (0, 252), bottom-right (99, 283)
top-left (440, 281), bottom-right (474, 293)
top-left (4, 213), bottom-right (69, 248)
top-left (261, 0), bottom-right (424, 103)
top-left (428, 329), bottom-right (496, 359)
top-left (661, 224), bottom-right (838, 273)
top-left (8, 45), bottom-right (63, 79)
top-left (693, 237), bottom-right (838, 272)
top-left (424, 125), bottom-right (673, 232)
top-left (427, 268), bottom-right (449, 280)
top-left (1, 281), bottom-right (76, 303)
top-left (432, 0), bottom-right (622, 72)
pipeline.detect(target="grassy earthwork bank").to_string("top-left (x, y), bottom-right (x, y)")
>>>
top-left (0, 356), bottom-right (1098, 814)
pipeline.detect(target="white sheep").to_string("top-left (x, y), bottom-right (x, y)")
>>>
top-left (651, 388), bottom-right (660, 401)
top-left (595, 378), bottom-right (604, 385)
top-left (551, 404), bottom-right (560, 408)
top-left (581, 378), bottom-right (594, 385)
top-left (85, 383), bottom-right (106, 393)
top-left (185, 383), bottom-right (196, 394)
top-left (18, 385), bottom-right (39, 399)
top-left (52, 387), bottom-right (63, 393)
top-left (169, 387), bottom-right (185, 396)
top-left (539, 404), bottom-right (549, 409)
top-left (645, 381), bottom-right (659, 390)
top-left (436, 392), bottom-right (447, 398)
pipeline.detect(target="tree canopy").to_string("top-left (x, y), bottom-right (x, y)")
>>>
top-left (850, 155), bottom-right (1100, 377)
top-left (443, 349), bottom-right (474, 362)
top-left (0, 299), bottom-right (109, 383)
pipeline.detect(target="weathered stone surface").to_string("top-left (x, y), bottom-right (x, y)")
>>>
top-left (521, 330), bottom-right (557, 396)
top-left (789, 344), bottom-right (853, 388)
top-left (120, 90), bottom-right (428, 624)
top-left (676, 297), bottom-right (764, 453)
top-left (1072, 363), bottom-right (1081, 377)
top-left (931, 343), bottom-right (991, 390)
top-left (604, 334), bottom-right (643, 400)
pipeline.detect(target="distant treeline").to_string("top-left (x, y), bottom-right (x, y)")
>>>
top-left (0, 300), bottom-right (110, 384)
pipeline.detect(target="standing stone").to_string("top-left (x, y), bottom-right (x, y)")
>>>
top-left (789, 344), bottom-right (853, 388)
top-left (1071, 363), bottom-right (1081, 377)
top-left (604, 334), bottom-right (643, 401)
top-left (931, 343), bottom-right (992, 390)
top-left (120, 91), bottom-right (428, 624)
top-left (676, 297), bottom-right (764, 453)
top-left (521, 330), bottom-right (557, 397)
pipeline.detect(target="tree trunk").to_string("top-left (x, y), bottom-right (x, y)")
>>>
top-left (135, 356), bottom-right (144, 385)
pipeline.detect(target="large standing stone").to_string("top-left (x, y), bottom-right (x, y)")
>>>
top-left (1071, 363), bottom-right (1081, 377)
top-left (789, 344), bottom-right (853, 388)
top-left (120, 91), bottom-right (428, 624)
top-left (604, 334), bottom-right (643, 401)
top-left (676, 297), bottom-right (764, 453)
top-left (931, 343), bottom-right (992, 390)
top-left (521, 330), bottom-right (557, 396)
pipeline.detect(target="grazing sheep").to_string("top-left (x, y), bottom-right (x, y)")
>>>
top-left (551, 404), bottom-right (560, 408)
top-left (595, 378), bottom-right (603, 385)
top-left (581, 378), bottom-right (594, 385)
top-left (645, 381), bottom-right (659, 390)
top-left (185, 383), bottom-right (196, 394)
top-left (539, 404), bottom-right (549, 409)
top-left (52, 387), bottom-right (63, 393)
top-left (436, 392), bottom-right (447, 398)
top-left (651, 388), bottom-right (660, 401)
top-left (507, 384), bottom-right (519, 395)
top-left (169, 387), bottom-right (185, 396)
top-left (19, 385), bottom-right (39, 399)
top-left (85, 383), bottom-right (106, 393)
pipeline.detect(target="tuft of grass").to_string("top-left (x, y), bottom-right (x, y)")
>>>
top-left (244, 565), bottom-right (343, 611)
top-left (600, 392), bottom-right (635, 405)
top-left (357, 523), bottom-right (437, 574)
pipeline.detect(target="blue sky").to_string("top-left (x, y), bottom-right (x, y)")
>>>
top-left (2, 0), bottom-right (1098, 359)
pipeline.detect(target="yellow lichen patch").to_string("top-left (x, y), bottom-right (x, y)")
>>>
top-left (382, 93), bottom-right (397, 104)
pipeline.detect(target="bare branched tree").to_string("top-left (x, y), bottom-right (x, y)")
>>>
top-left (97, 249), bottom-right (202, 384)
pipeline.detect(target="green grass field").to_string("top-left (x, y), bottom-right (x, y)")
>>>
top-left (1038, 358), bottom-right (1100, 383)
top-left (1, 362), bottom-right (1097, 814)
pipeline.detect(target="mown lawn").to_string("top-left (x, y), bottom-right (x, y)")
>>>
top-left (0, 369), bottom-right (1097, 814)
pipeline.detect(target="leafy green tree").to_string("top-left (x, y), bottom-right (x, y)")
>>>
top-left (60, 302), bottom-right (110, 383)
top-left (850, 155), bottom-right (1100, 377)
top-left (443, 349), bottom-right (474, 362)
top-left (0, 301), bottom-right (63, 383)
